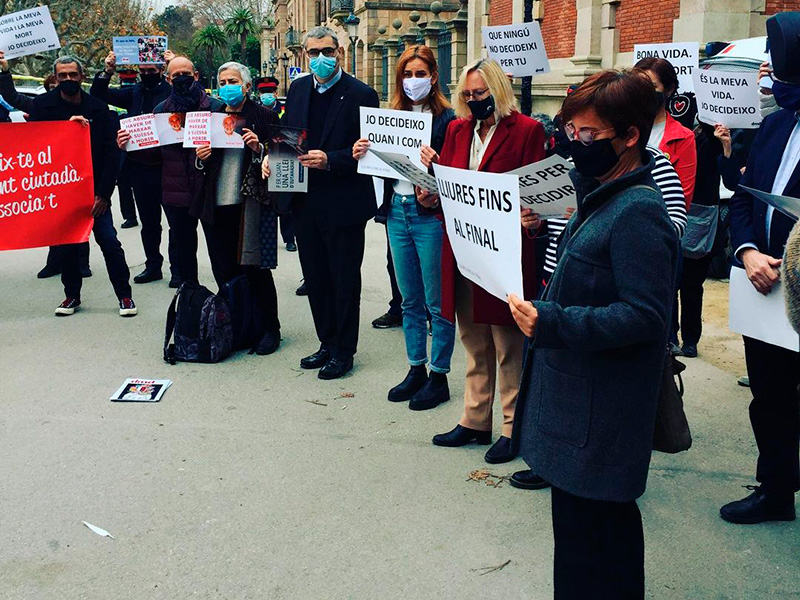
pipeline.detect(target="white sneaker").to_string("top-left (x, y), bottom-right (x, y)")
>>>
top-left (119, 298), bottom-right (138, 317)
top-left (55, 298), bottom-right (81, 316)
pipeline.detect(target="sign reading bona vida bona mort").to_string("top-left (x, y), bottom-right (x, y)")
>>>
top-left (633, 42), bottom-right (699, 93)
top-left (482, 22), bottom-right (550, 78)
top-left (433, 163), bottom-right (523, 302)
top-left (358, 107), bottom-right (432, 179)
top-left (693, 70), bottom-right (761, 129)
top-left (0, 6), bottom-right (60, 60)
top-left (0, 121), bottom-right (95, 251)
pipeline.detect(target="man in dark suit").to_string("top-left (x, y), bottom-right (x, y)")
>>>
top-left (278, 26), bottom-right (379, 379)
top-left (723, 12), bottom-right (800, 524)
top-left (91, 50), bottom-right (175, 285)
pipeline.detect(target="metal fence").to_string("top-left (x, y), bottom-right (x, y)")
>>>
top-left (438, 29), bottom-right (452, 99)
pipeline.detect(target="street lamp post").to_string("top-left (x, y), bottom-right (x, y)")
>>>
top-left (262, 61), bottom-right (268, 76)
top-left (344, 12), bottom-right (360, 75)
top-left (281, 52), bottom-right (290, 96)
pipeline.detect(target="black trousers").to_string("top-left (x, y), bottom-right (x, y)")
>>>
top-left (673, 253), bottom-right (714, 346)
top-left (117, 158), bottom-right (137, 222)
top-left (551, 486), bottom-right (644, 600)
top-left (279, 212), bottom-right (295, 245)
top-left (46, 243), bottom-right (89, 271)
top-left (61, 210), bottom-right (131, 300)
top-left (743, 336), bottom-right (800, 494)
top-left (202, 204), bottom-right (280, 333)
top-left (162, 204), bottom-right (199, 285)
top-left (128, 161), bottom-right (174, 274)
top-left (385, 225), bottom-right (403, 316)
top-left (295, 214), bottom-right (366, 360)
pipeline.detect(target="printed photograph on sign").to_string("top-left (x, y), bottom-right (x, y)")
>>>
top-left (209, 113), bottom-right (245, 149)
top-left (481, 22), bottom-right (550, 78)
top-left (113, 36), bottom-right (168, 64)
top-left (267, 125), bottom-right (308, 155)
top-left (154, 113), bottom-right (185, 145)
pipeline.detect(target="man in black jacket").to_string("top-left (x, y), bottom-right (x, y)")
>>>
top-left (91, 50), bottom-right (175, 285)
top-left (0, 55), bottom-right (136, 317)
top-left (274, 26), bottom-right (379, 379)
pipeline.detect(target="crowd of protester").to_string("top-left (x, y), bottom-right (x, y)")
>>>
top-left (1, 14), bottom-right (799, 598)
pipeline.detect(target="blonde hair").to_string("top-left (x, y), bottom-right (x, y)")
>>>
top-left (453, 58), bottom-right (518, 120)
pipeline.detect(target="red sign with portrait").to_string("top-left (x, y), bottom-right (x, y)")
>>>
top-left (0, 121), bottom-right (94, 251)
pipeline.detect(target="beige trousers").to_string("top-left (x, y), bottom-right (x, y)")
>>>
top-left (455, 273), bottom-right (525, 438)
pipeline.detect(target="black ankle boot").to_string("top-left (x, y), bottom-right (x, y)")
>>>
top-left (388, 366), bottom-right (428, 402)
top-left (432, 424), bottom-right (491, 447)
top-left (409, 372), bottom-right (450, 411)
top-left (720, 486), bottom-right (796, 524)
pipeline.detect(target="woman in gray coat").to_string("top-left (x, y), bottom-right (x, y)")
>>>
top-left (508, 70), bottom-right (679, 599)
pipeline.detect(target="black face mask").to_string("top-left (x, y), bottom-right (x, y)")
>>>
top-left (467, 94), bottom-right (495, 121)
top-left (59, 80), bottom-right (81, 97)
top-left (570, 137), bottom-right (623, 178)
top-left (654, 90), bottom-right (666, 107)
top-left (140, 73), bottom-right (162, 89)
top-left (171, 74), bottom-right (195, 97)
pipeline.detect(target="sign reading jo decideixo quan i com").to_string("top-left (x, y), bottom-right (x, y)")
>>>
top-left (0, 122), bottom-right (95, 251)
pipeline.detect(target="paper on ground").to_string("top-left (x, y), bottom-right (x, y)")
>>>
top-left (83, 521), bottom-right (115, 539)
top-left (729, 266), bottom-right (799, 352)
top-left (110, 378), bottom-right (172, 402)
top-left (741, 186), bottom-right (800, 220)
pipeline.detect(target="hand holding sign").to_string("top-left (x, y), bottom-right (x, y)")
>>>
top-left (0, 50), bottom-right (7, 71)
top-left (508, 293), bottom-right (538, 337)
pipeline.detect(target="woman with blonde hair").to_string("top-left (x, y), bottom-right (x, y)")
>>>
top-left (353, 45), bottom-right (457, 409)
top-left (419, 58), bottom-right (545, 464)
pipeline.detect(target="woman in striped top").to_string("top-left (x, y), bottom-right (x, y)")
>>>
top-left (537, 146), bottom-right (686, 281)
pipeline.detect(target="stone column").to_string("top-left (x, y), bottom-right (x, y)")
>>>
top-left (672, 0), bottom-right (753, 43)
top-left (424, 2), bottom-right (446, 63)
top-left (448, 2), bottom-right (469, 95)
top-left (599, 0), bottom-right (619, 70)
top-left (372, 27), bottom-right (387, 103)
top-left (566, 0), bottom-right (603, 81)
top-left (403, 11), bottom-right (423, 48)
top-left (466, 0), bottom-right (488, 63)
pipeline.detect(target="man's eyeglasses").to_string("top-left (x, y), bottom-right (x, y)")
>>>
top-left (460, 88), bottom-right (489, 101)
top-left (306, 47), bottom-right (338, 58)
top-left (564, 123), bottom-right (615, 146)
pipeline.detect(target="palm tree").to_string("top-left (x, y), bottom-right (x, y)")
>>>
top-left (193, 24), bottom-right (227, 78)
top-left (224, 8), bottom-right (258, 64)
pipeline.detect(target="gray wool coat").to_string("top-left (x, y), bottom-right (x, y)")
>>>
top-left (513, 156), bottom-right (679, 503)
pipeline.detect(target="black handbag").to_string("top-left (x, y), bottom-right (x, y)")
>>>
top-left (241, 160), bottom-right (270, 205)
top-left (653, 351), bottom-right (693, 453)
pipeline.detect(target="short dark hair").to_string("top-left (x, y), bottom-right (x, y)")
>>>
top-left (634, 56), bottom-right (679, 96)
top-left (560, 69), bottom-right (657, 156)
top-left (53, 56), bottom-right (83, 76)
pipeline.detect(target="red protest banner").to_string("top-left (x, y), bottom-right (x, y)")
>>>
top-left (0, 121), bottom-right (95, 251)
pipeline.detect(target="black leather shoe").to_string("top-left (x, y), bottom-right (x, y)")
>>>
top-left (37, 264), bottom-right (60, 279)
top-left (409, 374), bottom-right (450, 411)
top-left (80, 266), bottom-right (92, 278)
top-left (510, 470), bottom-right (551, 490)
top-left (681, 343), bottom-right (698, 358)
top-left (720, 486), bottom-right (796, 524)
top-left (372, 311), bottom-right (403, 329)
top-left (168, 276), bottom-right (182, 289)
top-left (254, 330), bottom-right (281, 355)
top-left (485, 436), bottom-right (516, 464)
top-left (120, 218), bottom-right (138, 229)
top-left (300, 348), bottom-right (330, 370)
top-left (319, 357), bottom-right (353, 380)
top-left (296, 281), bottom-right (308, 296)
top-left (134, 268), bottom-right (163, 284)
top-left (388, 366), bottom-right (427, 402)
top-left (286, 241), bottom-right (297, 252)
top-left (432, 424), bottom-right (491, 447)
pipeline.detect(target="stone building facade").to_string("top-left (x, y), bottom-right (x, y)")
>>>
top-left (264, 0), bottom-right (800, 114)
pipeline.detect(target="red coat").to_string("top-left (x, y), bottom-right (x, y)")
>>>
top-left (658, 113), bottom-right (697, 207)
top-left (439, 111), bottom-right (545, 326)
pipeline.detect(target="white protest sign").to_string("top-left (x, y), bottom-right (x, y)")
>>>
top-left (120, 114), bottom-right (160, 151)
top-left (741, 186), bottom-right (800, 221)
top-left (0, 6), bottom-right (60, 60)
top-left (482, 22), bottom-right (550, 77)
top-left (154, 113), bottom-right (185, 145)
top-left (183, 112), bottom-right (212, 147)
top-left (729, 266), bottom-right (799, 351)
top-left (368, 148), bottom-right (439, 192)
top-left (433, 163), bottom-right (523, 301)
top-left (693, 70), bottom-right (761, 129)
top-left (358, 107), bottom-right (432, 179)
top-left (209, 113), bottom-right (244, 149)
top-left (511, 155), bottom-right (576, 219)
top-left (268, 146), bottom-right (308, 193)
top-left (633, 42), bottom-right (699, 93)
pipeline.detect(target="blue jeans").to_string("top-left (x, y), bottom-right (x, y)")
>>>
top-left (387, 193), bottom-right (455, 373)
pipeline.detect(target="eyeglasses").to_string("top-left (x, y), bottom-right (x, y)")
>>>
top-left (306, 47), bottom-right (338, 58)
top-left (564, 123), bottom-right (615, 146)
top-left (460, 88), bottom-right (489, 101)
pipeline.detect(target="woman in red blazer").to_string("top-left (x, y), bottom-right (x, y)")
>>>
top-left (419, 58), bottom-right (544, 464)
top-left (635, 57), bottom-right (697, 207)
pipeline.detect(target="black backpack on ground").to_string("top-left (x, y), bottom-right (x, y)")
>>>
top-left (218, 274), bottom-right (266, 351)
top-left (164, 282), bottom-right (233, 364)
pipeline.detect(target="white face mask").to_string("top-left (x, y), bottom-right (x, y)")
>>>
top-left (403, 77), bottom-right (432, 102)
